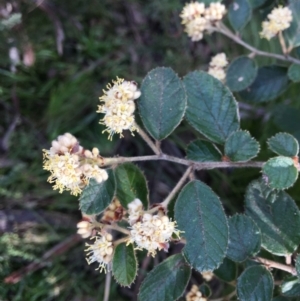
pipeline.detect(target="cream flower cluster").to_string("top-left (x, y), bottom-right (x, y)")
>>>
top-left (180, 2), bottom-right (226, 41)
top-left (85, 233), bottom-right (114, 273)
top-left (43, 133), bottom-right (108, 196)
top-left (127, 199), bottom-right (180, 256)
top-left (260, 6), bottom-right (292, 40)
top-left (186, 285), bottom-right (207, 301)
top-left (127, 198), bottom-right (144, 225)
top-left (208, 53), bottom-right (228, 82)
top-left (77, 220), bottom-right (94, 238)
top-left (97, 77), bottom-right (141, 140)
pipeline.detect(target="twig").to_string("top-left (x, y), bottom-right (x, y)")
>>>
top-left (135, 123), bottom-right (160, 155)
top-left (4, 234), bottom-right (82, 284)
top-left (278, 31), bottom-right (288, 55)
top-left (104, 270), bottom-right (112, 301)
top-left (102, 154), bottom-right (265, 170)
top-left (253, 256), bottom-right (297, 275)
top-left (215, 24), bottom-right (300, 65)
top-left (161, 166), bottom-right (193, 208)
top-left (104, 223), bottom-right (130, 235)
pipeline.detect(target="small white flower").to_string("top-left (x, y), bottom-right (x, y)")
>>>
top-left (77, 220), bottom-right (94, 238)
top-left (85, 233), bottom-right (114, 273)
top-left (208, 67), bottom-right (226, 82)
top-left (97, 77), bottom-right (141, 139)
top-left (205, 2), bottom-right (227, 22)
top-left (43, 134), bottom-right (108, 195)
top-left (127, 198), bottom-right (144, 225)
top-left (209, 53), bottom-right (228, 68)
top-left (202, 271), bottom-right (214, 282)
top-left (260, 6), bottom-right (292, 40)
top-left (186, 285), bottom-right (207, 301)
top-left (129, 213), bottom-right (180, 256)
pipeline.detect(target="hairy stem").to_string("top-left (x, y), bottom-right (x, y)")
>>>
top-left (161, 166), bottom-right (193, 208)
top-left (215, 24), bottom-right (300, 65)
top-left (103, 154), bottom-right (265, 169)
top-left (104, 270), bottom-right (112, 301)
top-left (253, 256), bottom-right (297, 275)
top-left (135, 123), bottom-right (160, 155)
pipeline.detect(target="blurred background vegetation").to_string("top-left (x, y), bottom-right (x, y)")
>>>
top-left (1, 0), bottom-right (300, 300)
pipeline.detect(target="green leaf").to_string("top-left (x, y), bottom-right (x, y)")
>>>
top-left (224, 130), bottom-right (260, 162)
top-left (237, 266), bottom-right (274, 301)
top-left (239, 66), bottom-right (289, 103)
top-left (114, 163), bottom-right (149, 209)
top-left (288, 63), bottom-right (300, 82)
top-left (199, 284), bottom-right (212, 298)
top-left (284, 0), bottom-right (300, 49)
top-left (228, 0), bottom-right (252, 32)
top-left (227, 214), bottom-right (261, 262)
top-left (79, 169), bottom-right (115, 215)
top-left (200, 0), bottom-right (222, 4)
top-left (226, 56), bottom-right (257, 92)
top-left (112, 243), bottom-right (137, 287)
top-left (267, 133), bottom-right (299, 157)
top-left (248, 0), bottom-right (267, 8)
top-left (296, 255), bottom-right (300, 281)
top-left (186, 140), bottom-right (222, 162)
top-left (175, 180), bottom-right (228, 272)
top-left (214, 257), bottom-right (237, 282)
top-left (138, 254), bottom-right (191, 301)
top-left (139, 67), bottom-right (186, 140)
top-left (184, 71), bottom-right (240, 144)
top-left (262, 156), bottom-right (298, 190)
top-left (245, 179), bottom-right (300, 255)
top-left (282, 276), bottom-right (300, 297)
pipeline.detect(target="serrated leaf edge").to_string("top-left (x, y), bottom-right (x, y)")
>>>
top-left (178, 180), bottom-right (229, 272)
top-left (262, 156), bottom-right (299, 190)
top-left (112, 243), bottom-right (138, 287)
top-left (227, 213), bottom-right (262, 263)
top-left (225, 129), bottom-right (260, 162)
top-left (138, 66), bottom-right (187, 141)
top-left (137, 254), bottom-right (191, 301)
top-left (267, 132), bottom-right (299, 157)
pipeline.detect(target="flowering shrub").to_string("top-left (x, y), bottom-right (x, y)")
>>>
top-left (43, 1), bottom-right (300, 300)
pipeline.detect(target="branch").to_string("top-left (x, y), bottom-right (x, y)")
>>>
top-left (102, 154), bottom-right (264, 170)
top-left (253, 256), bottom-right (297, 275)
top-left (104, 270), bottom-right (112, 301)
top-left (161, 166), bottom-right (193, 208)
top-left (135, 123), bottom-right (161, 155)
top-left (215, 24), bottom-right (300, 65)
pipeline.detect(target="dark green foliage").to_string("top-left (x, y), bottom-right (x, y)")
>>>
top-left (237, 266), bottom-right (274, 301)
top-left (186, 140), bottom-right (222, 162)
top-left (139, 67), bottom-right (186, 140)
top-left (239, 66), bottom-right (289, 103)
top-left (184, 71), bottom-right (240, 144)
top-left (228, 0), bottom-right (252, 32)
top-left (175, 180), bottom-right (228, 272)
top-left (245, 180), bottom-right (300, 255)
top-left (224, 130), bottom-right (260, 162)
top-left (227, 214), bottom-right (261, 262)
top-left (214, 257), bottom-right (237, 282)
top-left (267, 133), bottom-right (299, 157)
top-left (79, 170), bottom-right (116, 214)
top-left (112, 243), bottom-right (137, 287)
top-left (138, 254), bottom-right (191, 301)
top-left (262, 157), bottom-right (298, 190)
top-left (226, 56), bottom-right (257, 91)
top-left (114, 163), bottom-right (149, 209)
